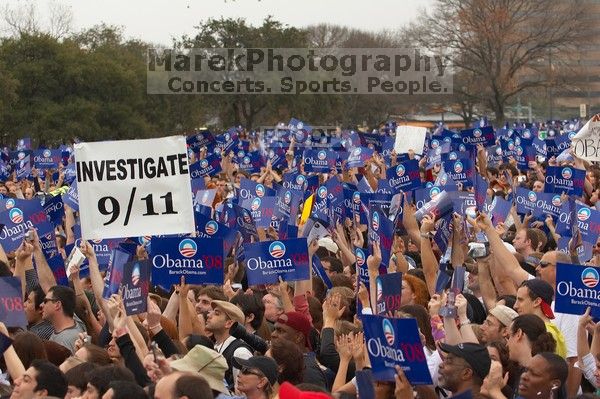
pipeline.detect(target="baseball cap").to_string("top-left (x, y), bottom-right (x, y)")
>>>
top-left (211, 300), bottom-right (245, 325)
top-left (170, 345), bottom-right (228, 394)
top-left (278, 382), bottom-right (332, 399)
top-left (522, 278), bottom-right (555, 319)
top-left (232, 356), bottom-right (278, 386)
top-left (489, 305), bottom-right (519, 327)
top-left (276, 311), bottom-right (313, 350)
top-left (439, 342), bottom-right (491, 380)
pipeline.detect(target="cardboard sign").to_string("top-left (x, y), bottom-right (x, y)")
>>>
top-left (394, 126), bottom-right (427, 155)
top-left (555, 263), bottom-right (600, 317)
top-left (122, 260), bottom-right (150, 316)
top-left (151, 237), bottom-right (224, 287)
top-left (75, 136), bottom-right (195, 239)
top-left (0, 277), bottom-right (27, 327)
top-left (243, 238), bottom-right (310, 285)
top-left (362, 315), bottom-right (432, 384)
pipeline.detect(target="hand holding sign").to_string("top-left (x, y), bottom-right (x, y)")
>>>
top-left (15, 240), bottom-right (34, 262)
top-left (394, 366), bottom-right (414, 399)
top-left (367, 241), bottom-right (382, 272)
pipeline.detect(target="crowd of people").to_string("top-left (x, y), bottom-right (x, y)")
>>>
top-left (0, 120), bottom-right (598, 399)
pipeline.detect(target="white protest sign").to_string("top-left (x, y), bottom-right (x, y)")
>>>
top-left (74, 136), bottom-right (195, 240)
top-left (394, 125), bottom-right (427, 155)
top-left (572, 114), bottom-right (600, 162)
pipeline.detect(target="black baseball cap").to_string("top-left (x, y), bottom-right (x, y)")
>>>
top-left (439, 342), bottom-right (491, 380)
top-left (233, 356), bottom-right (278, 386)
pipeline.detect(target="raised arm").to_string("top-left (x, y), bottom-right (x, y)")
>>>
top-left (476, 213), bottom-right (528, 286)
top-left (30, 229), bottom-right (56, 293)
top-left (420, 215), bottom-right (439, 297)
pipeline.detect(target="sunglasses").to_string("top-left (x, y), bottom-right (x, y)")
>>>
top-left (241, 366), bottom-right (265, 378)
top-left (538, 261), bottom-right (555, 269)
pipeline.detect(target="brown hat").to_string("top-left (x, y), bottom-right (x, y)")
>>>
top-left (211, 300), bottom-right (245, 325)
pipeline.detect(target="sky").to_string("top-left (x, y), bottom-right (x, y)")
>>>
top-left (18, 0), bottom-right (434, 45)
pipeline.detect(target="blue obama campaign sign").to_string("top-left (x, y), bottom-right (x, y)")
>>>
top-left (122, 260), bottom-right (150, 316)
top-left (385, 160), bottom-right (422, 191)
top-left (0, 277), bottom-right (27, 327)
top-left (555, 263), bottom-right (600, 317)
top-left (375, 272), bottom-right (403, 315)
top-left (243, 238), bottom-right (310, 285)
top-left (362, 315), bottom-right (432, 385)
top-left (239, 179), bottom-right (277, 202)
top-left (189, 154), bottom-right (222, 178)
top-left (33, 149), bottom-right (61, 169)
top-left (241, 196), bottom-right (277, 229)
top-left (442, 158), bottom-right (475, 187)
top-left (302, 149), bottom-right (337, 172)
top-left (346, 147), bottom-right (374, 168)
top-left (0, 199), bottom-right (53, 252)
top-left (151, 237), bottom-right (224, 287)
top-left (460, 126), bottom-right (495, 147)
top-left (544, 166), bottom-right (586, 197)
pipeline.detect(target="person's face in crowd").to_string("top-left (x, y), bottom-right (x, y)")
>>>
top-left (264, 173), bottom-right (273, 186)
top-left (518, 355), bottom-right (561, 399)
top-left (512, 229), bottom-right (530, 253)
top-left (536, 253), bottom-right (556, 286)
top-left (24, 291), bottom-right (41, 324)
top-left (321, 260), bottom-right (335, 278)
top-left (216, 180), bottom-right (226, 196)
top-left (41, 292), bottom-right (60, 321)
top-left (65, 384), bottom-right (82, 399)
top-left (206, 307), bottom-right (230, 333)
top-left (234, 174), bottom-right (241, 185)
top-left (82, 382), bottom-right (101, 399)
top-left (24, 187), bottom-right (34, 200)
top-left (262, 294), bottom-right (282, 323)
top-left (0, 185), bottom-right (6, 195)
top-left (587, 171), bottom-right (597, 186)
top-left (237, 366), bottom-right (269, 395)
top-left (467, 272), bottom-right (480, 293)
top-left (271, 319), bottom-right (302, 347)
top-left (154, 372), bottom-right (179, 399)
top-left (11, 367), bottom-right (41, 399)
top-left (514, 286), bottom-right (537, 315)
top-left (480, 315), bottom-right (506, 343)
top-left (438, 353), bottom-right (470, 392)
top-left (594, 355), bottom-right (600, 387)
top-left (106, 337), bottom-right (120, 358)
top-left (343, 266), bottom-right (353, 280)
top-left (487, 346), bottom-right (501, 362)
top-left (195, 294), bottom-right (213, 314)
top-left (507, 323), bottom-right (526, 362)
top-left (532, 181), bottom-right (544, 192)
top-left (400, 280), bottom-right (415, 306)
top-left (593, 239), bottom-right (600, 257)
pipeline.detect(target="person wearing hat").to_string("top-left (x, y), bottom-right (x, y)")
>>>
top-left (169, 345), bottom-right (230, 397)
top-left (205, 301), bottom-right (253, 390)
top-left (515, 279), bottom-right (566, 358)
top-left (437, 342), bottom-right (492, 397)
top-left (271, 312), bottom-right (327, 389)
top-left (154, 371), bottom-right (213, 399)
top-left (232, 356), bottom-right (278, 399)
top-left (480, 305), bottom-right (519, 344)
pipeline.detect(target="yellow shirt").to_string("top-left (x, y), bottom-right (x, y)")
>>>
top-left (545, 321), bottom-right (567, 358)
